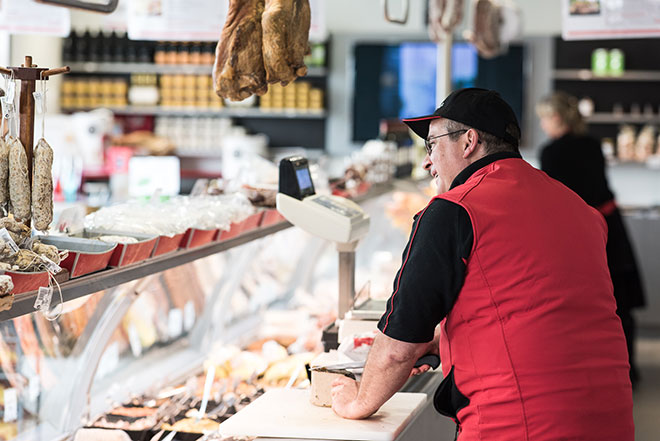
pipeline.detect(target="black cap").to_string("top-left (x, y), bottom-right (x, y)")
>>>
top-left (402, 88), bottom-right (520, 147)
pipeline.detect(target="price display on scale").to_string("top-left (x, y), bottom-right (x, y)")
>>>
top-left (276, 157), bottom-right (369, 245)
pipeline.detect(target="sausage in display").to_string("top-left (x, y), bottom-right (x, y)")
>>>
top-left (8, 137), bottom-right (31, 223)
top-left (32, 138), bottom-right (54, 231)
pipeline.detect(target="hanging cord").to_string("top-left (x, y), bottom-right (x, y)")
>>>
top-left (15, 251), bottom-right (63, 321)
top-left (44, 271), bottom-right (63, 322)
top-left (0, 74), bottom-right (6, 140)
top-left (38, 71), bottom-right (47, 140)
top-left (10, 72), bottom-right (18, 139)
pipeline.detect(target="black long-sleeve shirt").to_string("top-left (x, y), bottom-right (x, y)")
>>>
top-left (540, 134), bottom-right (614, 207)
top-left (377, 152), bottom-right (522, 343)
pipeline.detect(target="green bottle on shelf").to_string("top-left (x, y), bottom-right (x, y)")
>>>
top-left (608, 49), bottom-right (625, 77)
top-left (591, 48), bottom-right (608, 77)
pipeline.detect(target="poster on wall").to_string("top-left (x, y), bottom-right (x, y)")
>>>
top-left (562, 0), bottom-right (660, 40)
top-left (101, 0), bottom-right (130, 32)
top-left (309, 0), bottom-right (327, 42)
top-left (0, 0), bottom-right (70, 37)
top-left (127, 0), bottom-right (228, 41)
top-left (127, 0), bottom-right (327, 42)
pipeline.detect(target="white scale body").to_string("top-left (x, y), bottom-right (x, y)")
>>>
top-left (276, 193), bottom-right (370, 245)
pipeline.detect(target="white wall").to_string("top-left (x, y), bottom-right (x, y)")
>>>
top-left (323, 0), bottom-right (564, 37)
top-left (517, 0), bottom-right (563, 36)
top-left (10, 35), bottom-right (63, 112)
top-left (325, 0), bottom-right (427, 36)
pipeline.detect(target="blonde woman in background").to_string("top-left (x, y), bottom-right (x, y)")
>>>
top-left (537, 91), bottom-right (646, 387)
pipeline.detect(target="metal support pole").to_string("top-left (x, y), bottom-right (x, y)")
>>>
top-left (337, 241), bottom-right (358, 319)
top-left (19, 62), bottom-right (36, 188)
top-left (436, 33), bottom-right (453, 105)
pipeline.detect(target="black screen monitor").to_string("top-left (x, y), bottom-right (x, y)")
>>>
top-left (279, 156), bottom-right (316, 200)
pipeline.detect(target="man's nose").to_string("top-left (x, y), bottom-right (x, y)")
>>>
top-left (422, 156), bottom-right (431, 170)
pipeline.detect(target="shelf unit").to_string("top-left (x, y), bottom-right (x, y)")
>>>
top-left (552, 37), bottom-right (660, 140)
top-left (552, 69), bottom-right (660, 82)
top-left (63, 57), bottom-right (330, 149)
top-left (586, 112), bottom-right (660, 125)
top-left (0, 182), bottom-right (394, 323)
top-left (61, 105), bottom-right (327, 119)
top-left (65, 61), bottom-right (328, 78)
top-left (0, 222), bottom-right (290, 322)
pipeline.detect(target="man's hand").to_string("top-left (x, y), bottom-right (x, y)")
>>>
top-left (409, 363), bottom-right (432, 377)
top-left (409, 326), bottom-right (441, 377)
top-left (331, 376), bottom-right (369, 419)
top-left (330, 331), bottom-right (430, 420)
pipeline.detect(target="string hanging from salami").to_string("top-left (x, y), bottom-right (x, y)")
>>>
top-left (43, 269), bottom-right (63, 322)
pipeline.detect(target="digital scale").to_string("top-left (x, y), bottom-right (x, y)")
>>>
top-left (276, 156), bottom-right (370, 319)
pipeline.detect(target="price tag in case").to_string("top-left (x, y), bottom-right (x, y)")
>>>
top-left (34, 286), bottom-right (53, 312)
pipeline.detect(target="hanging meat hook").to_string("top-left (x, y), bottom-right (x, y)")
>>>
top-left (383, 0), bottom-right (409, 24)
top-left (35, 0), bottom-right (119, 14)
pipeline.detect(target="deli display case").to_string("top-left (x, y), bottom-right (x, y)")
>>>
top-left (0, 184), bottom-right (455, 441)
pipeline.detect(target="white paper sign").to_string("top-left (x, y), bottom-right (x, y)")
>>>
top-left (28, 376), bottom-right (41, 403)
top-left (183, 300), bottom-right (196, 332)
top-left (128, 0), bottom-right (228, 41)
top-left (309, 0), bottom-right (327, 42)
top-left (2, 388), bottom-right (17, 422)
top-left (128, 156), bottom-right (180, 198)
top-left (127, 324), bottom-right (143, 358)
top-left (168, 308), bottom-right (183, 339)
top-left (0, 0), bottom-right (70, 37)
top-left (102, 0), bottom-right (130, 31)
top-left (97, 342), bottom-right (119, 379)
top-left (562, 0), bottom-right (660, 40)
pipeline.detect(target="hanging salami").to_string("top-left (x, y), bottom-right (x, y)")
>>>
top-left (8, 137), bottom-right (31, 223)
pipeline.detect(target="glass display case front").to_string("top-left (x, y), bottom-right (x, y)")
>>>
top-left (0, 185), bottom-right (429, 441)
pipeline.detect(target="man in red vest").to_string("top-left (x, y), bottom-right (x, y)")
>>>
top-left (331, 88), bottom-right (634, 440)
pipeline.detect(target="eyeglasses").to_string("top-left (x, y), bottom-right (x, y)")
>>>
top-left (424, 130), bottom-right (468, 155)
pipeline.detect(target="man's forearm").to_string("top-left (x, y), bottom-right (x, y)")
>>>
top-left (351, 332), bottom-right (429, 418)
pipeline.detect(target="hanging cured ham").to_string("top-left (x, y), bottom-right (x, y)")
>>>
top-left (213, 0), bottom-right (311, 101)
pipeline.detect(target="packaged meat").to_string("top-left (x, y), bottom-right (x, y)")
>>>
top-left (635, 125), bottom-right (655, 162)
top-left (0, 216), bottom-right (31, 246)
top-left (0, 275), bottom-right (14, 312)
top-left (97, 235), bottom-right (139, 244)
top-left (617, 125), bottom-right (637, 161)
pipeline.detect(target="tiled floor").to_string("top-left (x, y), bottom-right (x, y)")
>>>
top-left (633, 336), bottom-right (660, 441)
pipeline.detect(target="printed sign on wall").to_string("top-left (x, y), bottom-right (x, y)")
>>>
top-left (128, 0), bottom-right (228, 41)
top-left (0, 0), bottom-right (70, 37)
top-left (563, 0), bottom-right (660, 40)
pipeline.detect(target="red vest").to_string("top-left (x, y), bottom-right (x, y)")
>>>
top-left (436, 158), bottom-right (633, 440)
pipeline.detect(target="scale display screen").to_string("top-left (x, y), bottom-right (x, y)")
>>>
top-left (296, 168), bottom-right (313, 193)
top-left (279, 156), bottom-right (315, 200)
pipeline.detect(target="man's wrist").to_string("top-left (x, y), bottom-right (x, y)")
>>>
top-left (347, 398), bottom-right (375, 419)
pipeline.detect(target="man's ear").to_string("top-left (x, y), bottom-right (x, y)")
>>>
top-left (463, 128), bottom-right (479, 159)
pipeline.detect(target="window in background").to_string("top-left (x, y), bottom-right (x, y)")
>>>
top-left (352, 42), bottom-right (524, 142)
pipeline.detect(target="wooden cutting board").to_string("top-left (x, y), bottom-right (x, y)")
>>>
top-left (218, 388), bottom-right (427, 441)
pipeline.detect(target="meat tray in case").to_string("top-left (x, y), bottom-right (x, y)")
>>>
top-left (38, 236), bottom-right (117, 279)
top-left (217, 211), bottom-right (264, 241)
top-left (261, 209), bottom-right (287, 227)
top-left (78, 231), bottom-right (158, 268)
top-left (2, 270), bottom-right (50, 294)
top-left (151, 232), bottom-right (186, 257)
top-left (181, 228), bottom-right (218, 249)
